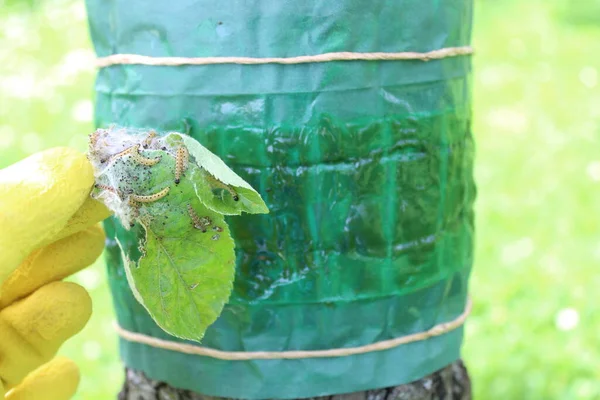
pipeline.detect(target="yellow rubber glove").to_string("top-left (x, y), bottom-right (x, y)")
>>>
top-left (0, 147), bottom-right (111, 400)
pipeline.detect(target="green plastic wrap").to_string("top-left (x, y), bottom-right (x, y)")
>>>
top-left (85, 1), bottom-right (475, 398)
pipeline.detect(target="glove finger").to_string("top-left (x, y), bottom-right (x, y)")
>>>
top-left (0, 225), bottom-right (105, 308)
top-left (0, 282), bottom-right (91, 387)
top-left (0, 148), bottom-right (94, 281)
top-left (5, 357), bottom-right (79, 400)
top-left (46, 197), bottom-right (111, 246)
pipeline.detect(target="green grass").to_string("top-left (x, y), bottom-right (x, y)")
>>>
top-left (1, 0), bottom-right (599, 398)
top-left (0, 1), bottom-right (122, 398)
top-left (465, 1), bottom-right (600, 399)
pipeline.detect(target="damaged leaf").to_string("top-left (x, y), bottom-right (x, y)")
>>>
top-left (88, 127), bottom-right (268, 342)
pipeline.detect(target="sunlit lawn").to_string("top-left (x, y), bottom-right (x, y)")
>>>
top-left (1, 0), bottom-right (599, 399)
top-left (466, 1), bottom-right (600, 399)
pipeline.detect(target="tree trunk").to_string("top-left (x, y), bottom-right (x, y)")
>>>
top-left (118, 360), bottom-right (471, 400)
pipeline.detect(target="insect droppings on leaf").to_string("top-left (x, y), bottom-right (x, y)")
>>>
top-left (87, 126), bottom-right (269, 342)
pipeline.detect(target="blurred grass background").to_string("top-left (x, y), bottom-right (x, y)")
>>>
top-left (0, 0), bottom-right (599, 398)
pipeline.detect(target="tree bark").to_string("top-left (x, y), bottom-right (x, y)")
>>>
top-left (118, 360), bottom-right (471, 400)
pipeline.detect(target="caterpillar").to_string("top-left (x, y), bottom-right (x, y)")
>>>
top-left (187, 204), bottom-right (211, 232)
top-left (111, 144), bottom-right (136, 159)
top-left (107, 144), bottom-right (161, 166)
top-left (131, 145), bottom-right (161, 166)
top-left (94, 183), bottom-right (121, 196)
top-left (204, 171), bottom-right (239, 201)
top-left (212, 226), bottom-right (223, 232)
top-left (126, 198), bottom-right (141, 227)
top-left (175, 146), bottom-right (189, 184)
top-left (129, 186), bottom-right (170, 203)
top-left (89, 130), bottom-right (101, 154)
top-left (211, 234), bottom-right (220, 241)
top-left (142, 131), bottom-right (157, 148)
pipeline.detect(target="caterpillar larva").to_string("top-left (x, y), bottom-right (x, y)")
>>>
top-left (142, 131), bottom-right (157, 148)
top-left (204, 171), bottom-right (239, 201)
top-left (187, 204), bottom-right (211, 232)
top-left (104, 144), bottom-right (161, 166)
top-left (94, 183), bottom-right (121, 196)
top-left (175, 146), bottom-right (189, 184)
top-left (112, 144), bottom-right (136, 159)
top-left (129, 186), bottom-right (170, 203)
top-left (125, 198), bottom-right (141, 227)
top-left (131, 145), bottom-right (161, 166)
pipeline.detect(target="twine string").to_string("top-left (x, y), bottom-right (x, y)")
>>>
top-left (105, 45), bottom-right (473, 359)
top-left (115, 298), bottom-right (472, 360)
top-left (96, 46), bottom-right (473, 68)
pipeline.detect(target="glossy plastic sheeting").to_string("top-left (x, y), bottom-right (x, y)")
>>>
top-left (86, 0), bottom-right (475, 398)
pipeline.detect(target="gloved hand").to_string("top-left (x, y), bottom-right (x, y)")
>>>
top-left (0, 147), bottom-right (111, 400)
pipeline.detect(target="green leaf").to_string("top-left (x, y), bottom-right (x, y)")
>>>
top-left (88, 127), bottom-right (268, 342)
top-left (123, 203), bottom-right (235, 342)
top-left (186, 162), bottom-right (269, 216)
top-left (176, 133), bottom-right (269, 215)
